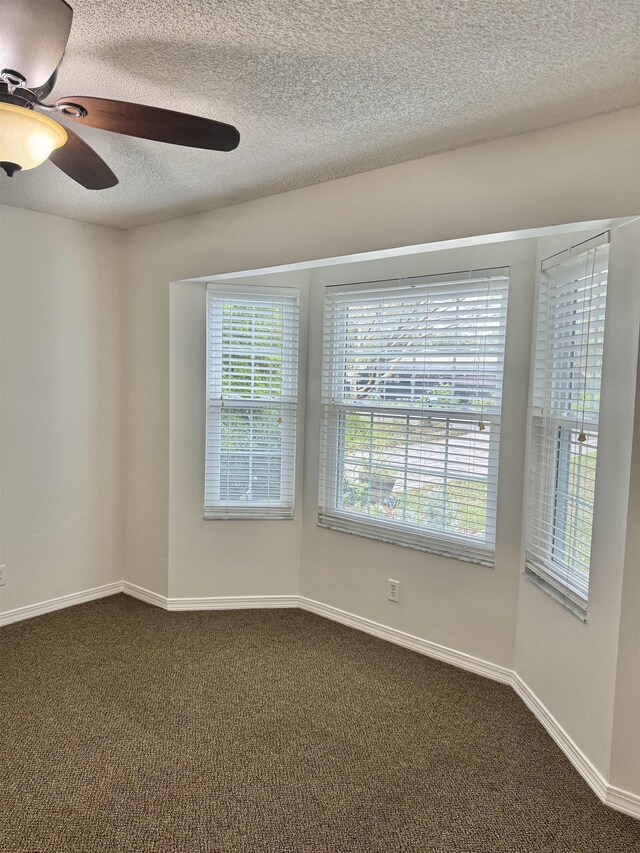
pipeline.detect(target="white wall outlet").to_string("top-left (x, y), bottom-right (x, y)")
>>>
top-left (387, 578), bottom-right (400, 602)
top-left (0, 564), bottom-right (6, 586)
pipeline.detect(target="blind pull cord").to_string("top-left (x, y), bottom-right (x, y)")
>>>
top-left (478, 274), bottom-right (491, 432)
top-left (577, 250), bottom-right (597, 444)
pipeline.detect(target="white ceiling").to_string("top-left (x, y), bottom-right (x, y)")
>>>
top-left (2, 0), bottom-right (638, 229)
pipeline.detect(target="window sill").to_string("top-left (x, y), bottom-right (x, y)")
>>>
top-left (317, 514), bottom-right (494, 567)
top-left (523, 568), bottom-right (587, 622)
top-left (204, 511), bottom-right (295, 521)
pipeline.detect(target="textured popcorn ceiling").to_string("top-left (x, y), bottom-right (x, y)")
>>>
top-left (1, 0), bottom-right (639, 229)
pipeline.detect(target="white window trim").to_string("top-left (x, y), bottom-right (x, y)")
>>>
top-left (204, 283), bottom-right (300, 520)
top-left (318, 268), bottom-right (509, 565)
top-left (523, 233), bottom-right (610, 618)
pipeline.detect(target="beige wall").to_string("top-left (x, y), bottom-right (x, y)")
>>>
top-left (124, 107), bottom-right (640, 597)
top-left (168, 275), bottom-right (309, 599)
top-left (604, 224), bottom-right (640, 796)
top-left (514, 221), bottom-right (640, 784)
top-left (300, 239), bottom-right (536, 669)
top-left (0, 205), bottom-right (125, 612)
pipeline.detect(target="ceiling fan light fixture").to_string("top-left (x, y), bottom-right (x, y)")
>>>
top-left (0, 102), bottom-right (67, 175)
top-left (1, 1), bottom-right (239, 188)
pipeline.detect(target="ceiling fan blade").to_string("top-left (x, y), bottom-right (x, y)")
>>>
top-left (55, 96), bottom-right (240, 152)
top-left (49, 126), bottom-right (118, 190)
top-left (0, 0), bottom-right (73, 90)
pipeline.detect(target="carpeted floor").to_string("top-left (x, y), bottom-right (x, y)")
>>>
top-left (1, 595), bottom-right (638, 852)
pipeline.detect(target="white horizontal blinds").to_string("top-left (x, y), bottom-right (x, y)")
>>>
top-left (205, 284), bottom-right (299, 519)
top-left (319, 269), bottom-right (509, 563)
top-left (525, 236), bottom-right (609, 609)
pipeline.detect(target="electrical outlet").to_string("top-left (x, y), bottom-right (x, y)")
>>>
top-left (387, 578), bottom-right (400, 602)
top-left (0, 564), bottom-right (6, 586)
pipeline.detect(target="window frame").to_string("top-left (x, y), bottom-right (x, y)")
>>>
top-left (524, 234), bottom-right (609, 617)
top-left (318, 269), bottom-right (509, 565)
top-left (204, 283), bottom-right (300, 520)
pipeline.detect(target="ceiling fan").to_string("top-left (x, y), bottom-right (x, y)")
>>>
top-left (0, 0), bottom-right (240, 189)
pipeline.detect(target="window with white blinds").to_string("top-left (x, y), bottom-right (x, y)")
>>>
top-left (205, 284), bottom-right (299, 519)
top-left (318, 269), bottom-right (509, 564)
top-left (525, 235), bottom-right (609, 615)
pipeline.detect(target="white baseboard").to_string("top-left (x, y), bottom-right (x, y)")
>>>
top-left (168, 594), bottom-right (299, 611)
top-left (121, 581), bottom-right (168, 609)
top-left (512, 674), bottom-right (609, 800)
top-left (605, 785), bottom-right (640, 820)
top-left (512, 674), bottom-right (640, 819)
top-left (0, 581), bottom-right (122, 627)
top-left (299, 596), bottom-right (513, 684)
top-left (2, 579), bottom-right (637, 818)
top-left (120, 583), bottom-right (299, 612)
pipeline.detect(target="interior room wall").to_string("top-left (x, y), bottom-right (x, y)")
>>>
top-left (168, 272), bottom-right (309, 599)
top-left (123, 107), bottom-right (640, 597)
top-left (610, 341), bottom-right (640, 796)
top-left (299, 239), bottom-right (537, 670)
top-left (0, 205), bottom-right (125, 614)
top-left (514, 220), bottom-right (640, 787)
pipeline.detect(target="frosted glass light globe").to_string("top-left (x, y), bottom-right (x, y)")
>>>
top-left (0, 102), bottom-right (67, 173)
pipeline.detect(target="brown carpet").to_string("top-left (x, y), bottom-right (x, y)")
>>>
top-left (1, 595), bottom-right (638, 852)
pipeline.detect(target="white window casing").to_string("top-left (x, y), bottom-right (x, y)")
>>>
top-left (205, 284), bottom-right (299, 519)
top-left (524, 234), bottom-right (610, 617)
top-left (318, 269), bottom-right (509, 565)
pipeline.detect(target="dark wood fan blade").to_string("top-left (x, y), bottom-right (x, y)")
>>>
top-left (0, 0), bottom-right (73, 89)
top-left (55, 96), bottom-right (240, 152)
top-left (49, 126), bottom-right (118, 190)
